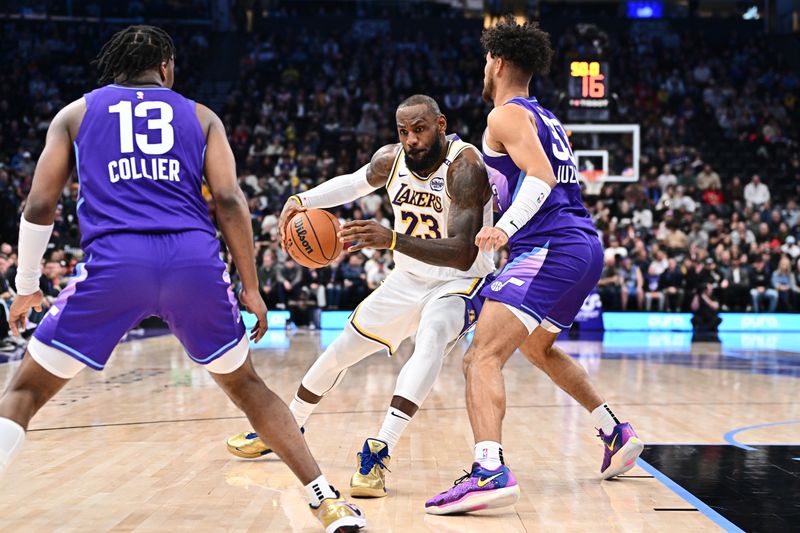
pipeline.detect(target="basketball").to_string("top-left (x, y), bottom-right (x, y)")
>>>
top-left (284, 209), bottom-right (343, 268)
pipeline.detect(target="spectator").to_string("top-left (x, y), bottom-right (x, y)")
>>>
top-left (771, 257), bottom-right (797, 312)
top-left (603, 235), bottom-right (628, 261)
top-left (619, 256), bottom-right (644, 310)
top-left (277, 258), bottom-right (303, 308)
top-left (258, 249), bottom-right (280, 309)
top-left (750, 257), bottom-right (777, 312)
top-left (721, 255), bottom-right (751, 311)
top-left (596, 256), bottom-right (623, 311)
top-left (781, 236), bottom-right (800, 260)
top-left (0, 254), bottom-right (14, 351)
top-left (658, 258), bottom-right (685, 312)
top-left (702, 184), bottom-right (725, 211)
top-left (696, 164), bottom-right (721, 191)
top-left (744, 174), bottom-right (771, 210)
top-left (339, 254), bottom-right (367, 309)
top-left (663, 221), bottom-right (689, 256)
top-left (367, 259), bottom-right (388, 290)
top-left (657, 164), bottom-right (678, 192)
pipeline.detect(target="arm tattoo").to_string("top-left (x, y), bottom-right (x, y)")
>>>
top-left (393, 149), bottom-right (490, 271)
top-left (366, 143), bottom-right (401, 188)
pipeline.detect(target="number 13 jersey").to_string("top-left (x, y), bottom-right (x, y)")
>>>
top-left (385, 135), bottom-right (494, 281)
top-left (74, 85), bottom-right (215, 248)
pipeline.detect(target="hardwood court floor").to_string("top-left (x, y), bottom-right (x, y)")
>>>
top-left (0, 330), bottom-right (798, 532)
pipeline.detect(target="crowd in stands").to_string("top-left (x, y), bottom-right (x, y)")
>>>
top-left (0, 14), bottom-right (799, 346)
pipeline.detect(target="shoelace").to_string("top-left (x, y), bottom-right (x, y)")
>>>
top-left (358, 451), bottom-right (391, 475)
top-left (452, 465), bottom-right (477, 487)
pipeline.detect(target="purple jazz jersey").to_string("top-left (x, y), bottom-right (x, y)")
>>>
top-left (73, 85), bottom-right (216, 247)
top-left (33, 86), bottom-right (244, 369)
top-left (481, 97), bottom-right (603, 330)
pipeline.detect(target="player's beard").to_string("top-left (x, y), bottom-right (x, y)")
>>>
top-left (405, 134), bottom-right (443, 175)
top-left (482, 73), bottom-right (494, 103)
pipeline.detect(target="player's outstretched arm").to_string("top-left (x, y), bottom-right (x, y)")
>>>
top-left (199, 104), bottom-right (267, 341)
top-left (9, 100), bottom-right (83, 335)
top-left (277, 143), bottom-right (400, 242)
top-left (340, 149), bottom-right (490, 271)
top-left (475, 104), bottom-right (558, 252)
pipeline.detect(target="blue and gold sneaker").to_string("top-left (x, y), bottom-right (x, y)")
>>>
top-left (226, 427), bottom-right (304, 459)
top-left (350, 438), bottom-right (391, 498)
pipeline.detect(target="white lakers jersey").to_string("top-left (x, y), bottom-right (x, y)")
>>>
top-left (385, 136), bottom-right (495, 280)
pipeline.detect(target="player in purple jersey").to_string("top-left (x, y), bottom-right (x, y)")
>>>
top-left (426, 18), bottom-right (642, 515)
top-left (0, 26), bottom-right (364, 533)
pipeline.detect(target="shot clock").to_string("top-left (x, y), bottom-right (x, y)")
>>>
top-left (567, 60), bottom-right (610, 121)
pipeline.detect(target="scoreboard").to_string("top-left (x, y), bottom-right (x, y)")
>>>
top-left (567, 60), bottom-right (610, 121)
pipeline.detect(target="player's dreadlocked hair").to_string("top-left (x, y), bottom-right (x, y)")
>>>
top-left (93, 25), bottom-right (175, 86)
top-left (481, 16), bottom-right (553, 77)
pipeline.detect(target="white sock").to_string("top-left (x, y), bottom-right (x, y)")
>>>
top-left (304, 474), bottom-right (338, 506)
top-left (590, 403), bottom-right (619, 435)
top-left (0, 418), bottom-right (25, 475)
top-left (376, 407), bottom-right (411, 450)
top-left (474, 441), bottom-right (503, 470)
top-left (289, 395), bottom-right (317, 428)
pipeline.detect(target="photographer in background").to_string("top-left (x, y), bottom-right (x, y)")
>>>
top-left (691, 282), bottom-right (722, 337)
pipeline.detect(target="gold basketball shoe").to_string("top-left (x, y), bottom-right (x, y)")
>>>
top-left (312, 493), bottom-right (366, 533)
top-left (226, 430), bottom-right (271, 459)
top-left (225, 427), bottom-right (305, 458)
top-left (350, 438), bottom-right (391, 498)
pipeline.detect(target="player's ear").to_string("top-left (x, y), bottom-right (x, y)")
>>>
top-left (438, 114), bottom-right (447, 134)
top-left (494, 57), bottom-right (504, 76)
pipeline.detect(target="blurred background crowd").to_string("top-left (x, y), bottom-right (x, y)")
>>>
top-left (0, 1), bottom-right (798, 347)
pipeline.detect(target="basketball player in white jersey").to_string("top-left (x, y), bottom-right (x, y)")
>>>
top-left (226, 94), bottom-right (495, 498)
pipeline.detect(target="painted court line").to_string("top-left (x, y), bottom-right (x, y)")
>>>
top-left (637, 458), bottom-right (745, 533)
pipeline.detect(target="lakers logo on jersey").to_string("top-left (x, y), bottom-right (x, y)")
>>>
top-left (391, 183), bottom-right (443, 213)
top-left (386, 136), bottom-right (495, 280)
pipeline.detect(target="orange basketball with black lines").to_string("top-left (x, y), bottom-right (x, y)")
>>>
top-left (284, 209), bottom-right (343, 268)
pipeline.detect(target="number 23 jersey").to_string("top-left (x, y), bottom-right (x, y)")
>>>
top-left (384, 135), bottom-right (495, 281)
top-left (74, 85), bottom-right (215, 248)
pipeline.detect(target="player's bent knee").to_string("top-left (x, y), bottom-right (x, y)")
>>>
top-left (204, 335), bottom-right (249, 375)
top-left (27, 337), bottom-right (86, 379)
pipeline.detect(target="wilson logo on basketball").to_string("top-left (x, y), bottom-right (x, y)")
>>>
top-left (294, 218), bottom-right (314, 254)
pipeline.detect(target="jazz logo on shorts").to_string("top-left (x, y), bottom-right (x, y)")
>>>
top-left (490, 277), bottom-right (525, 292)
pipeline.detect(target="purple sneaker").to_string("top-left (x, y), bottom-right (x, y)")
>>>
top-left (599, 422), bottom-right (644, 480)
top-left (425, 463), bottom-right (520, 515)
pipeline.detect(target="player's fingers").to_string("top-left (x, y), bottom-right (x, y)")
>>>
top-left (338, 229), bottom-right (367, 242)
top-left (254, 316), bottom-right (267, 342)
top-left (348, 242), bottom-right (365, 252)
top-left (9, 316), bottom-right (19, 337)
top-left (342, 220), bottom-right (369, 228)
top-left (33, 304), bottom-right (42, 312)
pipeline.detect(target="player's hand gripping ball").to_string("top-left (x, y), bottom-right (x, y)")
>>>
top-left (284, 209), bottom-right (344, 268)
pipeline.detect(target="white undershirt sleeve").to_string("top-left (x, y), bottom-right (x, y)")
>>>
top-left (296, 165), bottom-right (377, 208)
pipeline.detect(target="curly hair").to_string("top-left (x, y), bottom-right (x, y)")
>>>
top-left (481, 16), bottom-right (553, 77)
top-left (93, 25), bottom-right (175, 86)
